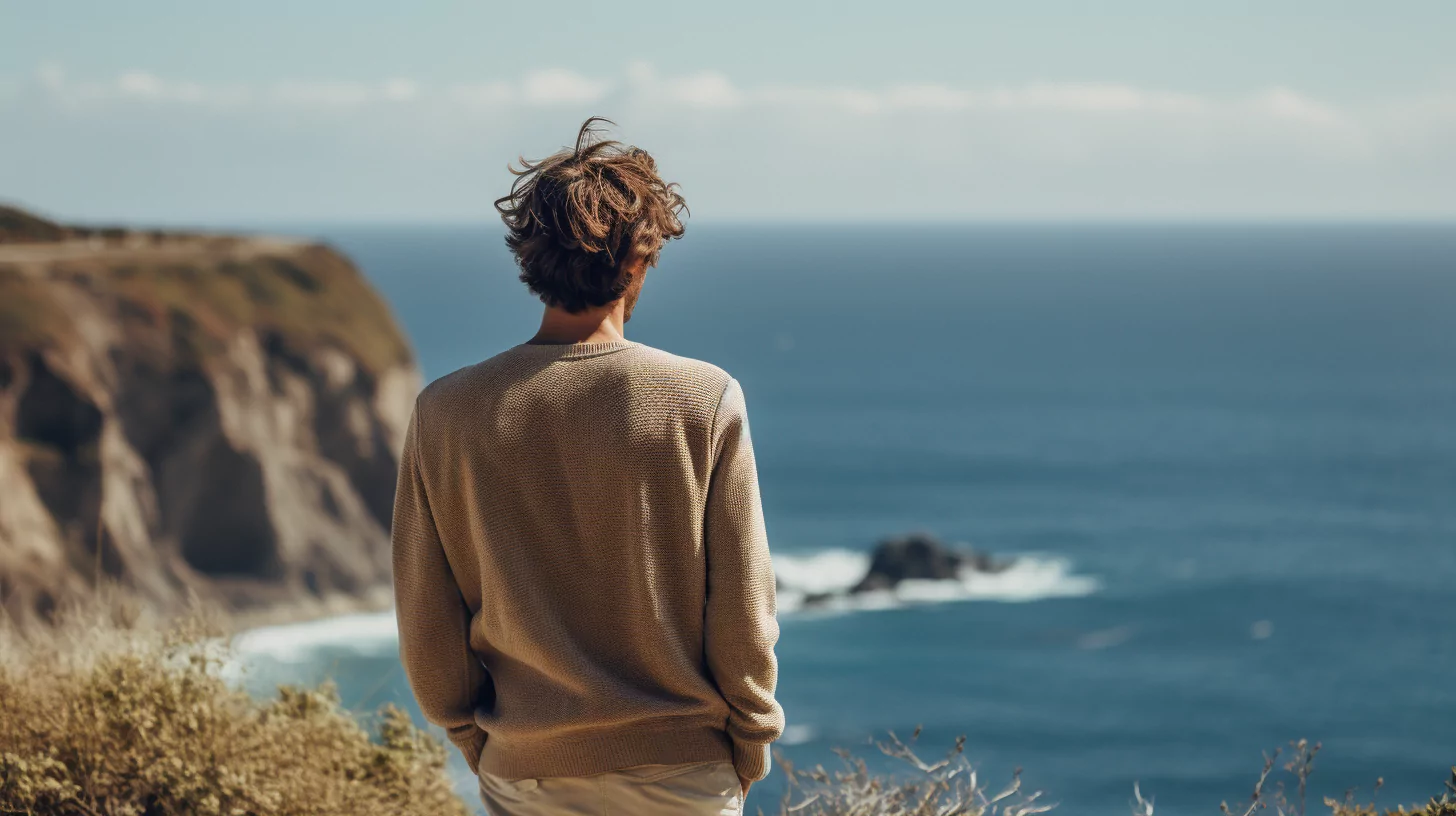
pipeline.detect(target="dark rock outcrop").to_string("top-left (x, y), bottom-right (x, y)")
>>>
top-left (0, 207), bottom-right (420, 622)
top-left (850, 532), bottom-right (1007, 594)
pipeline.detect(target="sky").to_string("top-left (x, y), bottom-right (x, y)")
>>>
top-left (2, 0), bottom-right (1455, 224)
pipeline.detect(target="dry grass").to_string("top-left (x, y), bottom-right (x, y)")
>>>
top-left (0, 240), bottom-right (410, 377)
top-left (0, 266), bottom-right (75, 350)
top-left (0, 602), bottom-right (466, 816)
top-left (770, 728), bottom-right (1053, 816)
top-left (770, 731), bottom-right (1454, 816)
top-left (1, 604), bottom-right (1450, 816)
top-left (1190, 740), bottom-right (1456, 816)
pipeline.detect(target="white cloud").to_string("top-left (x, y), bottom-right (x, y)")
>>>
top-left (3, 61), bottom-right (1414, 165)
top-left (117, 71), bottom-right (168, 98)
top-left (7, 61), bottom-right (1454, 220)
top-left (380, 79), bottom-right (420, 102)
top-left (36, 62), bottom-right (66, 93)
top-left (984, 83), bottom-right (1206, 113)
top-left (116, 70), bottom-right (214, 104)
top-left (519, 69), bottom-right (610, 105)
top-left (11, 60), bottom-right (1365, 126)
top-left (29, 64), bottom-right (250, 108)
top-left (268, 79), bottom-right (432, 108)
top-left (627, 62), bottom-right (743, 108)
top-left (1252, 86), bottom-right (1342, 124)
top-left (884, 83), bottom-right (973, 111)
top-left (622, 65), bottom-right (1212, 116)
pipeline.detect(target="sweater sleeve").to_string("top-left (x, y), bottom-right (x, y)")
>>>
top-left (703, 378), bottom-right (786, 782)
top-left (392, 398), bottom-right (490, 773)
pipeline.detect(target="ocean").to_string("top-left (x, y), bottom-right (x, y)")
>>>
top-left (233, 223), bottom-right (1456, 814)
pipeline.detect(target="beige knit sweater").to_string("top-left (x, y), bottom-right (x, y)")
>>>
top-left (391, 339), bottom-right (784, 783)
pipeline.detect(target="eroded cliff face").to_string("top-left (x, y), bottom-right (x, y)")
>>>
top-left (0, 208), bottom-right (421, 622)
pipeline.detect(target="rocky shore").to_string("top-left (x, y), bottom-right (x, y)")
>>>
top-left (0, 205), bottom-right (420, 624)
top-left (789, 532), bottom-right (1014, 609)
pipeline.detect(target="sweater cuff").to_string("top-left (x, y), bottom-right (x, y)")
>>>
top-left (732, 740), bottom-right (772, 782)
top-left (447, 725), bottom-right (487, 774)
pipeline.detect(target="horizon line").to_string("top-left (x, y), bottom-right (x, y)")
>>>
top-left (59, 215), bottom-right (1456, 232)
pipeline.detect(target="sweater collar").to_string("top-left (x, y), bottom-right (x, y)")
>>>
top-left (513, 339), bottom-right (639, 360)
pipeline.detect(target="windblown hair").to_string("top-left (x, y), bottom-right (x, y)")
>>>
top-left (495, 117), bottom-right (688, 313)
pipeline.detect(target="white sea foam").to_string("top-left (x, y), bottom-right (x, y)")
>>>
top-left (771, 548), bottom-right (872, 596)
top-left (780, 723), bottom-right (818, 745)
top-left (230, 550), bottom-right (1100, 661)
top-left (232, 609), bottom-right (399, 663)
top-left (773, 549), bottom-right (1100, 613)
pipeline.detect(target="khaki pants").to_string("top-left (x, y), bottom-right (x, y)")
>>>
top-left (478, 760), bottom-right (742, 816)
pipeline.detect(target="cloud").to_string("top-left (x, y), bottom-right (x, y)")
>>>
top-left (5, 61), bottom-right (1453, 220)
top-left (626, 62), bottom-right (743, 108)
top-left (519, 69), bottom-right (610, 105)
top-left (36, 62), bottom-right (65, 93)
top-left (32, 64), bottom-right (250, 108)
top-left (20, 65), bottom-right (605, 111)
top-left (5, 61), bottom-right (1416, 163)
top-left (13, 61), bottom-right (1348, 121)
top-left (11, 62), bottom-right (1441, 163)
top-left (742, 81), bottom-right (1208, 115)
top-left (619, 64), bottom-right (1212, 115)
top-left (270, 79), bottom-right (419, 108)
top-left (1251, 86), bottom-right (1343, 124)
top-left (982, 83), bottom-right (1207, 113)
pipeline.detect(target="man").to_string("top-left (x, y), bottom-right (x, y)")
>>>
top-left (391, 117), bottom-right (784, 816)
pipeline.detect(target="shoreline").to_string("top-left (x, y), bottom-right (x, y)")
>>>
top-left (224, 585), bottom-right (396, 634)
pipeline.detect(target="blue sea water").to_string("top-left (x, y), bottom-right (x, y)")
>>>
top-left (235, 224), bottom-right (1456, 814)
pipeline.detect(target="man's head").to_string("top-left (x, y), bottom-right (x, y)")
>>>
top-left (495, 117), bottom-right (687, 321)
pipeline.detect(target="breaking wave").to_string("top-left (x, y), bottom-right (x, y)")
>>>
top-left (232, 610), bottom-right (399, 664)
top-left (232, 550), bottom-right (1100, 661)
top-left (773, 549), bottom-right (1100, 614)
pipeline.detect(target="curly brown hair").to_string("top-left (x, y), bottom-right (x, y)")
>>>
top-left (494, 117), bottom-right (688, 313)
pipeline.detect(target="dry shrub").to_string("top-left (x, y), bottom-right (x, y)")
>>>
top-left (2, 600), bottom-right (1450, 816)
top-left (1133, 739), bottom-right (1455, 816)
top-left (772, 732), bottom-right (1454, 816)
top-left (1327, 781), bottom-right (1456, 816)
top-left (0, 604), bottom-right (467, 816)
top-left (772, 727), bottom-right (1054, 816)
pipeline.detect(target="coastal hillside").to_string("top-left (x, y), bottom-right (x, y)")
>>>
top-left (0, 205), bottom-right (421, 622)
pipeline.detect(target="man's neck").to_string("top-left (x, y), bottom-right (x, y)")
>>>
top-left (528, 302), bottom-right (628, 345)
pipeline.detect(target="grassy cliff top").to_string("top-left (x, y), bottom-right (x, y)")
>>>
top-left (0, 204), bottom-right (71, 243)
top-left (0, 208), bottom-right (412, 377)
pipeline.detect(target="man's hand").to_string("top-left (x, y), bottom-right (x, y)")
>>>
top-left (739, 775), bottom-right (753, 797)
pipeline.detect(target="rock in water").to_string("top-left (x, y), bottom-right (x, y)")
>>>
top-left (0, 207), bottom-right (421, 622)
top-left (850, 532), bottom-right (966, 593)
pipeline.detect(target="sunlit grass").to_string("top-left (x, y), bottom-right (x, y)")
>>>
top-left (0, 600), bottom-right (466, 816)
top-left (0, 234), bottom-right (410, 376)
top-left (1, 601), bottom-right (1450, 815)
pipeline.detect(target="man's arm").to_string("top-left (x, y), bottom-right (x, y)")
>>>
top-left (704, 377), bottom-right (786, 785)
top-left (392, 398), bottom-right (490, 773)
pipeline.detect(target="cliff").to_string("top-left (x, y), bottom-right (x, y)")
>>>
top-left (0, 206), bottom-right (421, 622)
